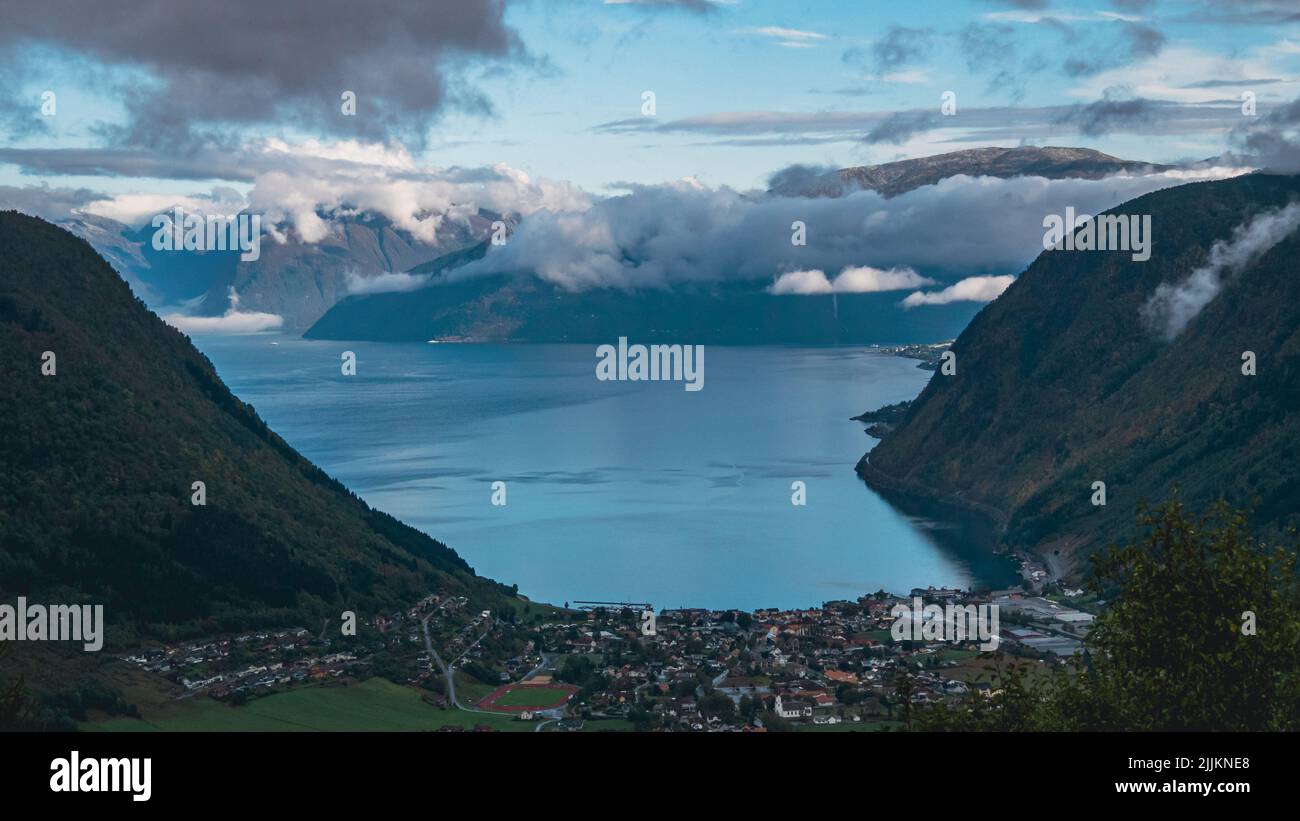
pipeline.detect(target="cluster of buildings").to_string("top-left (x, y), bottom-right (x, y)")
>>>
top-left (119, 593), bottom-right (479, 700)
top-left (114, 581), bottom-right (1098, 731)
top-left (515, 587), bottom-right (1097, 731)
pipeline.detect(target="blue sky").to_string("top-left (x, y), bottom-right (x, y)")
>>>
top-left (1, 1), bottom-right (1298, 209)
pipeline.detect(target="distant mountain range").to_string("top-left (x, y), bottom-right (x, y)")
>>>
top-left (305, 267), bottom-right (986, 345)
top-left (305, 146), bottom-right (1177, 344)
top-left (859, 173), bottom-right (1300, 577)
top-left (0, 211), bottom-right (511, 634)
top-left (769, 146), bottom-right (1173, 198)
top-left (50, 146), bottom-right (1177, 344)
top-left (57, 210), bottom-right (499, 330)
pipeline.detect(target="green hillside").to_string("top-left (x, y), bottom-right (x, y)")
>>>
top-left (861, 174), bottom-right (1300, 574)
top-left (0, 211), bottom-right (510, 637)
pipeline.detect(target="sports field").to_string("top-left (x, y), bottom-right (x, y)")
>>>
top-left (478, 682), bottom-right (578, 712)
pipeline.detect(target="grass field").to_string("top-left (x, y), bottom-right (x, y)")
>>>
top-left (452, 670), bottom-right (498, 704)
top-left (87, 678), bottom-right (539, 732)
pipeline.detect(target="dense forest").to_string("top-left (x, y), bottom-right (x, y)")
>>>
top-left (863, 173), bottom-right (1300, 573)
top-left (0, 211), bottom-right (514, 640)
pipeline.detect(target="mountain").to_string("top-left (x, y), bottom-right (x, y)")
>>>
top-left (770, 146), bottom-right (1172, 198)
top-left (60, 211), bottom-right (499, 330)
top-left (0, 211), bottom-right (511, 634)
top-left (858, 173), bottom-right (1300, 577)
top-left (307, 147), bottom-right (1175, 344)
top-left (305, 270), bottom-right (985, 344)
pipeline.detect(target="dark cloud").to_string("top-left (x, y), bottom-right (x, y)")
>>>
top-left (958, 22), bottom-right (1034, 99)
top-left (1062, 23), bottom-right (1165, 77)
top-left (1175, 1), bottom-right (1300, 24)
top-left (0, 146), bottom-right (256, 181)
top-left (602, 0), bottom-right (723, 10)
top-left (1228, 96), bottom-right (1300, 173)
top-left (980, 0), bottom-right (1049, 8)
top-left (765, 163), bottom-right (839, 192)
top-left (0, 183), bottom-right (104, 221)
top-left (593, 100), bottom-right (1243, 147)
top-left (0, 1), bottom-right (530, 148)
top-left (864, 111), bottom-right (940, 145)
top-left (447, 171), bottom-right (1222, 293)
top-left (1184, 78), bottom-right (1285, 89)
top-left (1054, 88), bottom-right (1158, 136)
top-left (843, 26), bottom-right (933, 75)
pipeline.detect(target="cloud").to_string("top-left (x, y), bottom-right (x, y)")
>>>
top-left (593, 100), bottom-right (1238, 148)
top-left (345, 270), bottom-right (432, 295)
top-left (864, 111), bottom-right (941, 144)
top-left (445, 169), bottom-right (1236, 293)
top-left (81, 189), bottom-right (248, 225)
top-left (1228, 96), bottom-right (1300, 173)
top-left (0, 140), bottom-right (590, 255)
top-left (163, 288), bottom-right (283, 334)
top-left (842, 25), bottom-right (933, 76)
top-left (0, 1), bottom-right (531, 147)
top-left (1174, 1), bottom-right (1300, 25)
top-left (1142, 203), bottom-right (1300, 339)
top-left (901, 275), bottom-right (1016, 307)
top-left (745, 26), bottom-right (828, 48)
top-left (604, 0), bottom-right (728, 10)
top-left (767, 269), bottom-right (833, 295)
top-left (769, 265), bottom-right (934, 295)
top-left (1062, 23), bottom-right (1166, 77)
top-left (1054, 87), bottom-right (1158, 136)
top-left (0, 184), bottom-right (104, 221)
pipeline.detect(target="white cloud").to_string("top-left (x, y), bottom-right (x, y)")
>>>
top-left (833, 265), bottom-right (934, 292)
top-left (769, 265), bottom-right (934, 295)
top-left (743, 26), bottom-right (828, 48)
top-left (162, 287), bottom-right (284, 334)
top-left (769, 269), bottom-right (832, 294)
top-left (1142, 203), bottom-right (1300, 339)
top-left (1067, 45), bottom-right (1300, 105)
top-left (458, 170), bottom-right (1228, 293)
top-left (345, 270), bottom-right (431, 295)
top-left (82, 189), bottom-right (247, 225)
top-left (902, 275), bottom-right (1016, 307)
top-left (747, 26), bottom-right (828, 41)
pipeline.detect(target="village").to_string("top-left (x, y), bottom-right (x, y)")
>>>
top-left (117, 559), bottom-right (1100, 732)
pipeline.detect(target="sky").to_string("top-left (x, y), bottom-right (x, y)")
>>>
top-left (1, 0), bottom-right (1299, 303)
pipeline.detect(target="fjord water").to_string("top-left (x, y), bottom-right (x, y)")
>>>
top-left (194, 335), bottom-right (1017, 610)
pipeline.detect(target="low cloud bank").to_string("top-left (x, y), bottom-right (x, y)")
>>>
top-left (449, 168), bottom-right (1241, 293)
top-left (345, 270), bottom-right (431, 295)
top-left (1142, 202), bottom-right (1300, 339)
top-left (902, 275), bottom-right (1016, 307)
top-left (162, 288), bottom-right (284, 334)
top-left (768, 265), bottom-right (934, 294)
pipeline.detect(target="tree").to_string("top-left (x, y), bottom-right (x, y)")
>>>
top-left (1045, 501), bottom-right (1300, 731)
top-left (917, 501), bottom-right (1300, 731)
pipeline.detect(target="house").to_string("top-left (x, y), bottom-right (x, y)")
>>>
top-left (774, 695), bottom-right (813, 720)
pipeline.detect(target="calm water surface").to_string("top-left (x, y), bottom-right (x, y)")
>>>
top-left (193, 334), bottom-right (1017, 609)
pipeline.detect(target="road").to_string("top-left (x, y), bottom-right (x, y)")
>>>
top-left (420, 613), bottom-right (502, 714)
top-left (420, 612), bottom-right (566, 730)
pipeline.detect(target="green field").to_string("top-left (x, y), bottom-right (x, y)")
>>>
top-left (88, 678), bottom-right (539, 732)
top-left (492, 684), bottom-right (574, 708)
